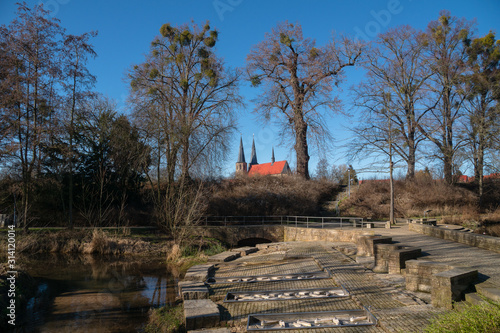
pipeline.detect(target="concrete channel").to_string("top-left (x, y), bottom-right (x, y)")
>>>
top-left (182, 239), bottom-right (445, 333)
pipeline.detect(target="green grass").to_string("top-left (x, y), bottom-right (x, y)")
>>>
top-left (424, 300), bottom-right (500, 333)
top-left (180, 238), bottom-right (227, 258)
top-left (144, 304), bottom-right (185, 333)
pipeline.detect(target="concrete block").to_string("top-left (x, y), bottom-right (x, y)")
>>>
top-left (208, 251), bottom-right (241, 262)
top-left (231, 246), bottom-right (258, 256)
top-left (465, 292), bottom-right (488, 305)
top-left (179, 281), bottom-right (209, 300)
top-left (184, 299), bottom-right (220, 331)
top-left (405, 260), bottom-right (451, 292)
top-left (356, 235), bottom-right (392, 257)
top-left (373, 243), bottom-right (400, 273)
top-left (188, 329), bottom-right (231, 333)
top-left (184, 264), bottom-right (215, 282)
top-left (431, 268), bottom-right (478, 309)
top-left (388, 247), bottom-right (422, 274)
top-left (475, 282), bottom-right (500, 302)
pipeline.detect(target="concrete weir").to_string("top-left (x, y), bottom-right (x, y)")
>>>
top-left (181, 223), bottom-right (500, 332)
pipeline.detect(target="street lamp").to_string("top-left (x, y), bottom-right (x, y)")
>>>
top-left (348, 165), bottom-right (352, 197)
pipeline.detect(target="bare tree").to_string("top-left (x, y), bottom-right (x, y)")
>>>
top-left (331, 164), bottom-right (348, 185)
top-left (128, 21), bottom-right (241, 238)
top-left (419, 11), bottom-right (475, 184)
top-left (461, 31), bottom-right (500, 204)
top-left (62, 31), bottom-right (97, 229)
top-left (351, 26), bottom-right (432, 179)
top-left (0, 3), bottom-right (64, 229)
top-left (246, 21), bottom-right (363, 179)
top-left (314, 158), bottom-right (331, 181)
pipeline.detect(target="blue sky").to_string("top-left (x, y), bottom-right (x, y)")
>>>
top-left (1, 0), bottom-right (499, 179)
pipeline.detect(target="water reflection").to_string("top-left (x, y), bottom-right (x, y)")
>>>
top-left (18, 254), bottom-right (174, 333)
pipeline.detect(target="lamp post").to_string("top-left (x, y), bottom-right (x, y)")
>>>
top-left (384, 92), bottom-right (395, 225)
top-left (348, 165), bottom-right (352, 197)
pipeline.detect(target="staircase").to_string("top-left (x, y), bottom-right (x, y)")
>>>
top-left (465, 281), bottom-right (500, 305)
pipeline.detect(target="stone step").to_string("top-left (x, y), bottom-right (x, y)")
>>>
top-left (188, 329), bottom-right (231, 333)
top-left (208, 251), bottom-right (241, 262)
top-left (465, 292), bottom-right (488, 305)
top-left (184, 264), bottom-right (215, 282)
top-left (184, 299), bottom-right (220, 331)
top-left (475, 282), bottom-right (500, 302)
top-left (231, 246), bottom-right (258, 256)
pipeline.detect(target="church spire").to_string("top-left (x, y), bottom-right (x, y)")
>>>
top-left (249, 135), bottom-right (258, 165)
top-left (237, 136), bottom-right (245, 163)
top-left (271, 146), bottom-right (275, 165)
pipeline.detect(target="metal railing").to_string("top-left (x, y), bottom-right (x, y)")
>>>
top-left (200, 215), bottom-right (386, 229)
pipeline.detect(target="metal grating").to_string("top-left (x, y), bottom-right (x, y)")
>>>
top-left (224, 286), bottom-right (349, 302)
top-left (247, 307), bottom-right (378, 331)
top-left (206, 272), bottom-right (331, 284)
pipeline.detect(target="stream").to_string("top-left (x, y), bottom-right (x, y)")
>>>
top-left (14, 254), bottom-right (176, 332)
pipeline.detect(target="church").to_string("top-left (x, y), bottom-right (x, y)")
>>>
top-left (236, 136), bottom-right (292, 177)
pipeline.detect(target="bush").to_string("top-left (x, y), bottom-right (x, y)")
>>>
top-left (145, 303), bottom-right (185, 333)
top-left (206, 176), bottom-right (339, 216)
top-left (339, 179), bottom-right (479, 220)
top-left (424, 300), bottom-right (500, 333)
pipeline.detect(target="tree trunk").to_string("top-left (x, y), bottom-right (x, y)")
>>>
top-left (407, 144), bottom-right (416, 180)
top-left (443, 152), bottom-right (453, 184)
top-left (294, 117), bottom-right (310, 179)
top-left (477, 132), bottom-right (485, 206)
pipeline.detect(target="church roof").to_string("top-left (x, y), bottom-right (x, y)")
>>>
top-left (237, 137), bottom-right (245, 163)
top-left (249, 137), bottom-right (258, 165)
top-left (248, 160), bottom-right (289, 176)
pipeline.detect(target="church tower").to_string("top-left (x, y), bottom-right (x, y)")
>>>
top-left (235, 136), bottom-right (247, 176)
top-left (249, 135), bottom-right (258, 166)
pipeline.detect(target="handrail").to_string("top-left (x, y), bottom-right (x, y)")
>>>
top-left (199, 215), bottom-right (379, 229)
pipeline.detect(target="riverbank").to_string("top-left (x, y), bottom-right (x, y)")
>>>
top-left (0, 228), bottom-right (229, 331)
top-left (0, 228), bottom-right (171, 259)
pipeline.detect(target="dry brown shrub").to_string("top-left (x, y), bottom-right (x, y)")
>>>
top-left (116, 238), bottom-right (152, 254)
top-left (340, 180), bottom-right (479, 220)
top-left (86, 229), bottom-right (119, 255)
top-left (13, 230), bottom-right (91, 255)
top-left (167, 243), bottom-right (181, 262)
top-left (481, 207), bottom-right (500, 224)
top-left (206, 175), bottom-right (338, 216)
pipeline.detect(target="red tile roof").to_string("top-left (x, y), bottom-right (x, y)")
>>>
top-left (248, 161), bottom-right (289, 176)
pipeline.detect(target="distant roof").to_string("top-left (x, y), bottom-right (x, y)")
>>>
top-left (248, 160), bottom-right (290, 176)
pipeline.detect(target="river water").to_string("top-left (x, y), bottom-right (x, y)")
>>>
top-left (16, 254), bottom-right (175, 333)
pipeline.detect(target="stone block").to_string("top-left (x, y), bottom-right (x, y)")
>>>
top-left (373, 243), bottom-right (400, 273)
top-left (188, 329), bottom-right (231, 333)
top-left (184, 299), bottom-right (220, 331)
top-left (179, 281), bottom-right (209, 300)
top-left (356, 235), bottom-right (392, 257)
top-left (231, 246), bottom-right (258, 256)
top-left (405, 260), bottom-right (451, 292)
top-left (207, 251), bottom-right (241, 262)
top-left (475, 282), bottom-right (500, 302)
top-left (431, 268), bottom-right (478, 309)
top-left (388, 247), bottom-right (422, 274)
top-left (184, 264), bottom-right (215, 282)
top-left (465, 292), bottom-right (487, 305)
